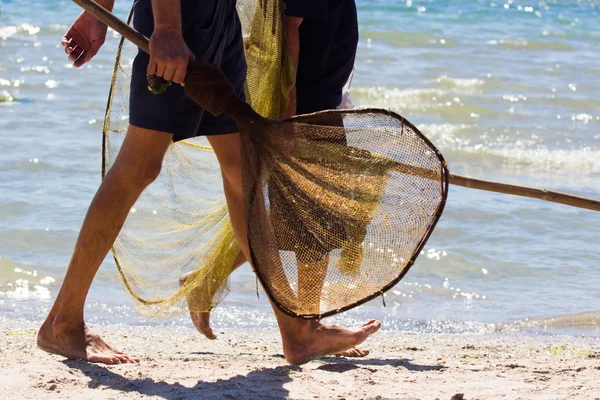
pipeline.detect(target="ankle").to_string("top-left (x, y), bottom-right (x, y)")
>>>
top-left (279, 319), bottom-right (320, 345)
top-left (49, 315), bottom-right (85, 332)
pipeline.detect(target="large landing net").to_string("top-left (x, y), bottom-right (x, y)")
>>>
top-left (102, 0), bottom-right (448, 319)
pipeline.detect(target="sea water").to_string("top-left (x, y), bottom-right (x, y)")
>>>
top-left (1, 0), bottom-right (599, 336)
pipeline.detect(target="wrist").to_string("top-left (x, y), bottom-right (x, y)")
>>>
top-left (152, 24), bottom-right (183, 36)
top-left (81, 10), bottom-right (109, 26)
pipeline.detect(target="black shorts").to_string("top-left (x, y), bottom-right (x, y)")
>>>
top-left (129, 0), bottom-right (247, 142)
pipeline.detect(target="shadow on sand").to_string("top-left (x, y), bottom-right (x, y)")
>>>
top-left (65, 355), bottom-right (442, 399)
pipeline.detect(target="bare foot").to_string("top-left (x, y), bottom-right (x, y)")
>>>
top-left (335, 346), bottom-right (370, 358)
top-left (180, 272), bottom-right (218, 340)
top-left (37, 318), bottom-right (139, 364)
top-left (282, 319), bottom-right (381, 365)
top-left (189, 310), bottom-right (217, 340)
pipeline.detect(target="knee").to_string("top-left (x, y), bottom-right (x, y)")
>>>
top-left (219, 154), bottom-right (242, 186)
top-left (112, 157), bottom-right (162, 189)
top-left (138, 160), bottom-right (163, 187)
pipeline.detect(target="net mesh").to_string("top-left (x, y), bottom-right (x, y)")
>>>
top-left (102, 0), bottom-right (448, 319)
top-left (237, 109), bottom-right (447, 317)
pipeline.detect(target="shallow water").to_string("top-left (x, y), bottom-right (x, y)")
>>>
top-left (1, 0), bottom-right (599, 336)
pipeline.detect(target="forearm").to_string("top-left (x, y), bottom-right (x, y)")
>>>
top-left (151, 0), bottom-right (182, 32)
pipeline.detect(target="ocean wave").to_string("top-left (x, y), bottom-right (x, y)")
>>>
top-left (0, 90), bottom-right (15, 103)
top-left (486, 39), bottom-right (572, 51)
top-left (409, 123), bottom-right (600, 178)
top-left (350, 85), bottom-right (500, 124)
top-left (517, 310), bottom-right (600, 329)
top-left (350, 86), bottom-right (444, 110)
top-left (0, 257), bottom-right (55, 300)
top-left (360, 30), bottom-right (455, 48)
top-left (459, 146), bottom-right (600, 175)
top-left (434, 76), bottom-right (486, 94)
top-left (0, 23), bottom-right (70, 40)
top-left (349, 80), bottom-right (487, 112)
top-left (0, 26), bottom-right (18, 40)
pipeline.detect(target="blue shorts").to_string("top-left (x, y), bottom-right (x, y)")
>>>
top-left (129, 0), bottom-right (247, 142)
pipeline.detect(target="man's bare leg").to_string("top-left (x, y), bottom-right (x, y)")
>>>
top-left (207, 133), bottom-right (381, 365)
top-left (37, 126), bottom-right (171, 364)
top-left (179, 250), bottom-right (246, 340)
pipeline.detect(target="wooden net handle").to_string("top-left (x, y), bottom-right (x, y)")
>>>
top-left (449, 173), bottom-right (600, 211)
top-left (389, 161), bottom-right (599, 211)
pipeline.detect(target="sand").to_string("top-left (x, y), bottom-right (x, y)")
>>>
top-left (1, 321), bottom-right (599, 400)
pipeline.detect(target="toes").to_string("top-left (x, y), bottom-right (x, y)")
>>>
top-left (360, 320), bottom-right (382, 335)
top-left (356, 349), bottom-right (370, 357)
top-left (194, 324), bottom-right (217, 340)
top-left (338, 347), bottom-right (370, 358)
top-left (115, 354), bottom-right (129, 363)
top-left (87, 351), bottom-right (138, 365)
top-left (343, 348), bottom-right (358, 357)
top-left (338, 349), bottom-right (357, 357)
top-left (88, 354), bottom-right (116, 364)
top-left (203, 328), bottom-right (217, 340)
top-left (121, 354), bottom-right (140, 364)
top-left (350, 349), bottom-right (364, 357)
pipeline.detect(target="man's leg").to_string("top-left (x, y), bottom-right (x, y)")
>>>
top-left (37, 125), bottom-right (172, 364)
top-left (180, 250), bottom-right (246, 340)
top-left (207, 133), bottom-right (381, 365)
top-left (297, 253), bottom-right (328, 316)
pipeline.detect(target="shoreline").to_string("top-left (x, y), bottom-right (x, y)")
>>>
top-left (2, 321), bottom-right (599, 399)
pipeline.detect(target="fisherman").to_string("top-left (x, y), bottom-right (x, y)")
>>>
top-left (183, 0), bottom-right (376, 359)
top-left (37, 0), bottom-right (380, 365)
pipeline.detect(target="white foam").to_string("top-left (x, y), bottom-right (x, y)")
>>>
top-left (416, 123), bottom-right (600, 175)
top-left (435, 76), bottom-right (486, 94)
top-left (0, 26), bottom-right (17, 40)
top-left (463, 145), bottom-right (600, 175)
top-left (351, 86), bottom-right (443, 110)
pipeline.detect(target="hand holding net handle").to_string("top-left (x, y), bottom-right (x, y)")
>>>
top-left (72, 0), bottom-right (151, 53)
top-left (72, 0), bottom-right (258, 118)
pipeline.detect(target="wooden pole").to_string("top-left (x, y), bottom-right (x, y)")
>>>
top-left (449, 173), bottom-right (600, 212)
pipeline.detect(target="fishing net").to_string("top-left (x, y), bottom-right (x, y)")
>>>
top-left (236, 108), bottom-right (449, 317)
top-left (102, 0), bottom-right (448, 319)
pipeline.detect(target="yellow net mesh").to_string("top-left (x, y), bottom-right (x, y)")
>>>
top-left (102, 0), bottom-right (291, 316)
top-left (102, 0), bottom-right (448, 319)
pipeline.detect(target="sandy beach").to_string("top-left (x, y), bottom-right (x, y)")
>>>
top-left (2, 1), bottom-right (600, 399)
top-left (2, 321), bottom-right (599, 399)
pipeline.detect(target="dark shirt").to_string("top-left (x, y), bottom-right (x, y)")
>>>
top-left (284, 0), bottom-right (359, 113)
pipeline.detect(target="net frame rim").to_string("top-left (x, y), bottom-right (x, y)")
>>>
top-left (247, 107), bottom-right (451, 319)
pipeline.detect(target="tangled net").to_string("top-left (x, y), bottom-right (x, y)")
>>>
top-left (102, 0), bottom-right (448, 319)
